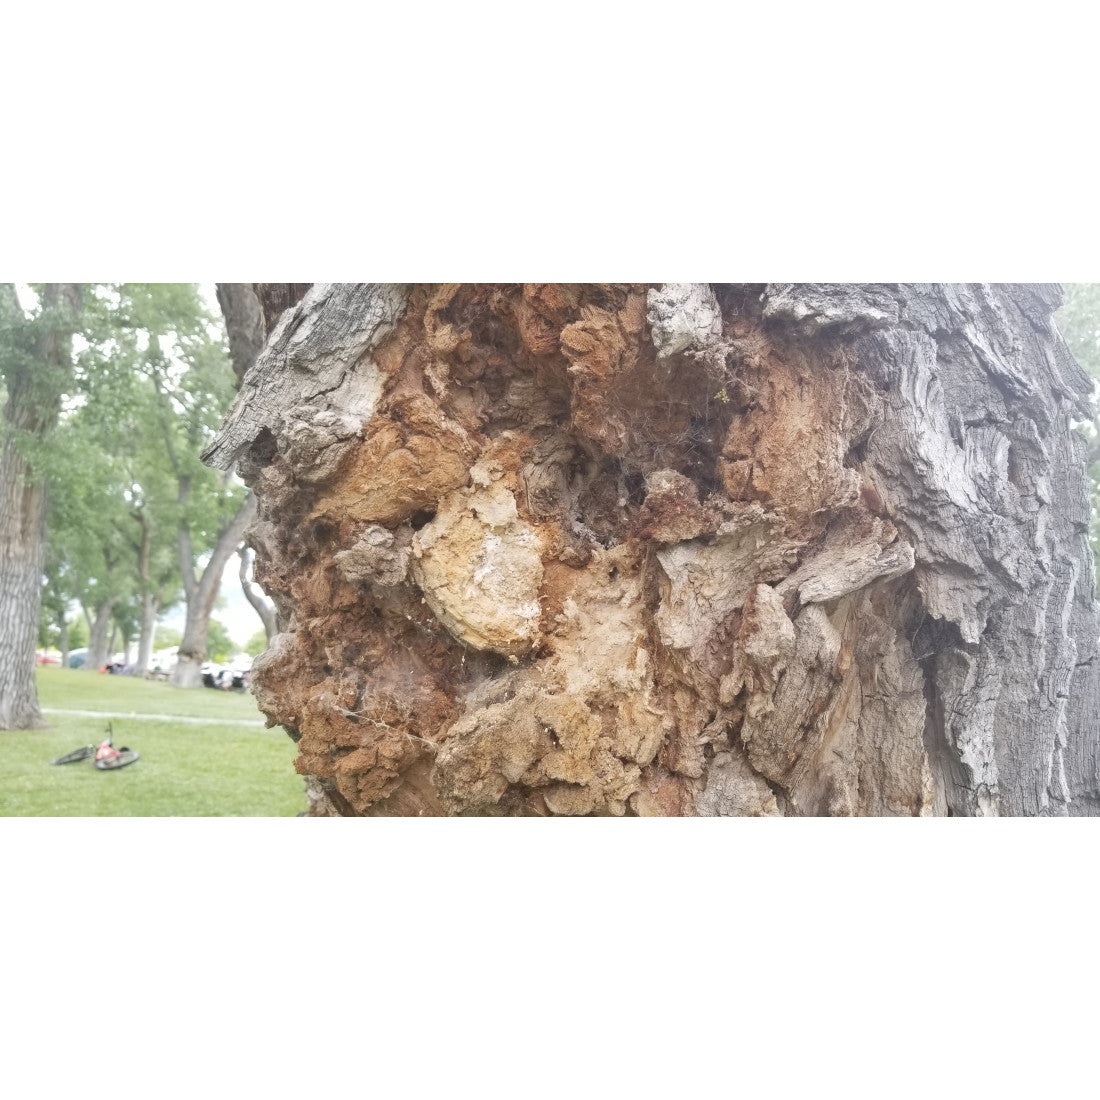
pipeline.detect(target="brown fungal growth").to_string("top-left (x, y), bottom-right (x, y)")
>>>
top-left (206, 283), bottom-right (1100, 817)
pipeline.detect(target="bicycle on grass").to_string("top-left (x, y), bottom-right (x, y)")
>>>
top-left (50, 722), bottom-right (140, 770)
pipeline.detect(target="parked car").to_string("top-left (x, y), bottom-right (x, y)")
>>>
top-left (68, 648), bottom-right (88, 669)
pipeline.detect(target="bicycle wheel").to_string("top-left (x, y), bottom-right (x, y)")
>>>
top-left (94, 750), bottom-right (140, 770)
top-left (51, 745), bottom-right (95, 765)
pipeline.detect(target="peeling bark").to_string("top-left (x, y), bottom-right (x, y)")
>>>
top-left (204, 283), bottom-right (1100, 816)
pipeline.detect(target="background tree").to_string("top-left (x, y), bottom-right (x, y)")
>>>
top-left (0, 283), bottom-right (82, 727)
top-left (207, 283), bottom-right (1100, 817)
top-left (205, 618), bottom-right (236, 663)
top-left (217, 284), bottom-right (282, 644)
top-left (3, 281), bottom-right (265, 708)
top-left (39, 558), bottom-right (75, 664)
top-left (72, 284), bottom-right (253, 686)
top-left (243, 628), bottom-right (269, 658)
top-left (42, 406), bottom-right (142, 671)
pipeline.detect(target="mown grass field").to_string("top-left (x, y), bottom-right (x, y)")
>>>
top-left (0, 667), bottom-right (305, 816)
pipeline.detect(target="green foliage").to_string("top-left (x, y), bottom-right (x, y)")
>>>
top-left (1056, 284), bottom-right (1100, 380)
top-left (1055, 285), bottom-right (1100, 572)
top-left (0, 286), bottom-right (37, 415)
top-left (112, 599), bottom-right (143, 644)
top-left (205, 617), bottom-right (235, 662)
top-left (42, 614), bottom-right (90, 651)
top-left (155, 626), bottom-right (183, 649)
top-left (243, 629), bottom-right (269, 657)
top-left (34, 283), bottom-right (243, 652)
top-left (42, 410), bottom-right (138, 616)
top-left (0, 284), bottom-right (81, 438)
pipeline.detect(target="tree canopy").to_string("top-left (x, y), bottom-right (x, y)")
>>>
top-left (1055, 284), bottom-right (1100, 568)
top-left (4, 283), bottom-right (259, 688)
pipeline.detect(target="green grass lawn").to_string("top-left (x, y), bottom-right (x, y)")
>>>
top-left (0, 667), bottom-right (306, 816)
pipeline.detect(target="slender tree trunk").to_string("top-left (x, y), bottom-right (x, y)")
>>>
top-left (137, 594), bottom-right (158, 675)
top-left (86, 597), bottom-right (117, 672)
top-left (58, 611), bottom-right (69, 670)
top-left (171, 492), bottom-right (258, 687)
top-left (132, 509), bottom-right (156, 674)
top-left (204, 283), bottom-right (1100, 816)
top-left (0, 283), bottom-right (82, 728)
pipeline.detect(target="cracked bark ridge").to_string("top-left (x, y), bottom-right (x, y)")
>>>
top-left (205, 283), bottom-right (1100, 816)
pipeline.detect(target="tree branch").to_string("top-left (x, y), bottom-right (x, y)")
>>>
top-left (238, 545), bottom-right (278, 640)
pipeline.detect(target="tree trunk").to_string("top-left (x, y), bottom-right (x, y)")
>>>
top-left (86, 597), bottom-right (117, 672)
top-left (173, 608), bottom-right (207, 689)
top-left (0, 432), bottom-right (50, 724)
top-left (203, 283), bottom-right (1100, 816)
top-left (215, 284), bottom-right (265, 388)
top-left (0, 283), bottom-right (82, 728)
top-left (131, 508), bottom-right (158, 674)
top-left (137, 593), bottom-right (158, 675)
top-left (171, 492), bottom-right (258, 687)
top-left (58, 612), bottom-right (69, 670)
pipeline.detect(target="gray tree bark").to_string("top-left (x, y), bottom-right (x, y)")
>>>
top-left (215, 284), bottom-right (265, 389)
top-left (0, 283), bottom-right (82, 728)
top-left (204, 283), bottom-right (1100, 816)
